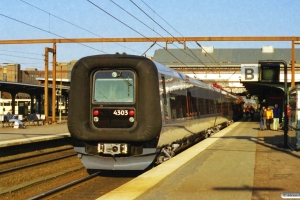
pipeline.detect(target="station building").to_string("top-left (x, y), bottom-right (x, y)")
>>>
top-left (152, 46), bottom-right (300, 105)
top-left (0, 61), bottom-right (74, 116)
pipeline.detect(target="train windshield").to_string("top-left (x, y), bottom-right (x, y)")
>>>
top-left (93, 70), bottom-right (134, 103)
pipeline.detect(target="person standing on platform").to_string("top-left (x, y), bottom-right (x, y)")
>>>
top-left (259, 106), bottom-right (265, 130)
top-left (273, 104), bottom-right (281, 131)
top-left (250, 106), bottom-right (255, 121)
top-left (266, 107), bottom-right (273, 130)
top-left (245, 106), bottom-right (250, 117)
top-left (287, 104), bottom-right (293, 129)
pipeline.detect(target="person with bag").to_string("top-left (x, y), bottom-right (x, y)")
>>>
top-left (272, 104), bottom-right (281, 131)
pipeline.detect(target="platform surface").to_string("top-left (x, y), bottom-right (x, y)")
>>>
top-left (98, 119), bottom-right (300, 200)
top-left (0, 122), bottom-right (69, 147)
top-left (1, 118), bottom-right (299, 200)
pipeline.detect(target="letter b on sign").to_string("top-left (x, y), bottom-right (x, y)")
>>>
top-left (241, 64), bottom-right (258, 82)
top-left (245, 68), bottom-right (254, 80)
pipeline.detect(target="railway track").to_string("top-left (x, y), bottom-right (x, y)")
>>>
top-left (0, 146), bottom-right (74, 165)
top-left (0, 145), bottom-right (86, 199)
top-left (27, 171), bottom-right (101, 200)
top-left (0, 145), bottom-right (143, 200)
top-left (27, 170), bottom-right (143, 200)
top-left (0, 147), bottom-right (76, 174)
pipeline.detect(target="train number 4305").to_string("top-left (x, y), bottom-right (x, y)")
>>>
top-left (113, 110), bottom-right (128, 115)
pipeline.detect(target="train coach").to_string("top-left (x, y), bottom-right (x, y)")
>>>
top-left (68, 54), bottom-right (243, 170)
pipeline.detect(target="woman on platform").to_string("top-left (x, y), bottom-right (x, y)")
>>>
top-left (266, 107), bottom-right (273, 130)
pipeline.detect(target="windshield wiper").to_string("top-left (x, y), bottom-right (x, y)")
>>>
top-left (114, 70), bottom-right (132, 96)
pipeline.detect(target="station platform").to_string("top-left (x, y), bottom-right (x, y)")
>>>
top-left (0, 118), bottom-right (299, 199)
top-left (0, 122), bottom-right (69, 148)
top-left (99, 119), bottom-right (300, 200)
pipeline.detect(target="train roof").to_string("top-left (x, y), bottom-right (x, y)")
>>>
top-left (152, 59), bottom-right (240, 99)
top-left (152, 60), bottom-right (210, 89)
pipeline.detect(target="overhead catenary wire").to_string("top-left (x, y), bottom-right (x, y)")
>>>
top-left (129, 1), bottom-right (197, 57)
top-left (110, 0), bottom-right (189, 57)
top-left (0, 57), bottom-right (17, 64)
top-left (0, 12), bottom-right (110, 71)
top-left (87, 0), bottom-right (203, 79)
top-left (196, 42), bottom-right (221, 67)
top-left (0, 53), bottom-right (44, 61)
top-left (140, 0), bottom-right (236, 85)
top-left (110, 0), bottom-right (167, 39)
top-left (19, 0), bottom-right (141, 55)
top-left (0, 14), bottom-right (108, 54)
top-left (195, 42), bottom-right (234, 84)
top-left (0, 49), bottom-right (42, 56)
top-left (2, 0), bottom-right (211, 75)
top-left (141, 0), bottom-right (205, 52)
top-left (141, 0), bottom-right (183, 38)
top-left (129, 0), bottom-right (205, 78)
top-left (86, 0), bottom-right (195, 71)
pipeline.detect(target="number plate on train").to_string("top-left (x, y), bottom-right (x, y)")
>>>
top-left (93, 108), bottom-right (135, 128)
top-left (113, 109), bottom-right (128, 116)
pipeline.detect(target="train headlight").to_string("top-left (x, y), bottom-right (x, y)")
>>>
top-left (120, 144), bottom-right (128, 154)
top-left (94, 117), bottom-right (99, 122)
top-left (129, 117), bottom-right (134, 122)
top-left (112, 71), bottom-right (118, 77)
top-left (98, 143), bottom-right (104, 153)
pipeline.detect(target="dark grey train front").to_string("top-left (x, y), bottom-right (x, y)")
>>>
top-left (68, 54), bottom-right (243, 170)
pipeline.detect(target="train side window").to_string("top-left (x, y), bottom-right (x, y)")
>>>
top-left (160, 75), bottom-right (172, 120)
top-left (198, 98), bottom-right (205, 115)
top-left (188, 87), bottom-right (200, 117)
top-left (169, 93), bottom-right (187, 119)
top-left (170, 93), bottom-right (186, 119)
top-left (161, 75), bottom-right (167, 105)
top-left (217, 97), bottom-right (222, 114)
top-left (204, 99), bottom-right (209, 114)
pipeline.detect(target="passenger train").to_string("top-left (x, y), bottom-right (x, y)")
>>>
top-left (68, 54), bottom-right (243, 170)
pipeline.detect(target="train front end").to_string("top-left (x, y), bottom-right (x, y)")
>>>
top-left (68, 54), bottom-right (162, 170)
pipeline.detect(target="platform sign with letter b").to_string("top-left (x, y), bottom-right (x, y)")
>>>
top-left (241, 64), bottom-right (259, 82)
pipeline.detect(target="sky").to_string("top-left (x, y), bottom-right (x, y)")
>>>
top-left (0, 0), bottom-right (300, 69)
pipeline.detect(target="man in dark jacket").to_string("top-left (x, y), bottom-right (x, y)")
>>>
top-left (273, 104), bottom-right (280, 131)
top-left (6, 109), bottom-right (25, 128)
top-left (259, 106), bottom-right (265, 130)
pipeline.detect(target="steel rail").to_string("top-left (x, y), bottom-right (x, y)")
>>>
top-left (0, 153), bottom-right (76, 174)
top-left (0, 147), bottom-right (73, 164)
top-left (27, 171), bottom-right (101, 200)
